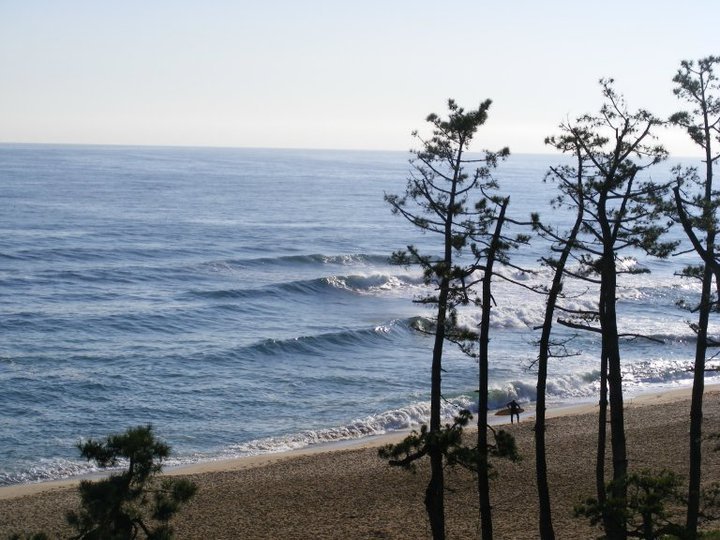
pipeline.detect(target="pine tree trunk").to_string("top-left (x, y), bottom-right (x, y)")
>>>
top-left (425, 448), bottom-right (446, 540)
top-left (535, 246), bottom-right (580, 537)
top-left (477, 198), bottom-right (508, 540)
top-left (686, 261), bottom-right (712, 537)
top-left (600, 251), bottom-right (628, 540)
top-left (533, 143), bottom-right (587, 540)
top-left (535, 323), bottom-right (555, 540)
top-left (685, 110), bottom-right (715, 538)
top-left (534, 346), bottom-right (555, 540)
top-left (477, 353), bottom-right (492, 540)
top-left (596, 348), bottom-right (609, 524)
top-left (427, 277), bottom-right (450, 540)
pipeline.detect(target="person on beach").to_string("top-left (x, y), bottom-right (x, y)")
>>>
top-left (507, 399), bottom-right (521, 424)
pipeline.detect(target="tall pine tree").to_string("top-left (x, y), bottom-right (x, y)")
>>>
top-left (669, 55), bottom-right (720, 538)
top-left (382, 99), bottom-right (508, 539)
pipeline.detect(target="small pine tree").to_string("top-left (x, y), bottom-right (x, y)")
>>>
top-left (66, 425), bottom-right (197, 540)
top-left (575, 470), bottom-right (687, 540)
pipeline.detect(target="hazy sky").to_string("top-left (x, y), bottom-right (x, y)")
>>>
top-left (1, 1), bottom-right (718, 155)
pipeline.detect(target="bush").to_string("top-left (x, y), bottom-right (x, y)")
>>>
top-left (66, 425), bottom-right (197, 540)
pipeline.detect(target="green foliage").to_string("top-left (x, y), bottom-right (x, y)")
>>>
top-left (378, 410), bottom-right (471, 471)
top-left (384, 98), bottom-right (510, 302)
top-left (378, 409), bottom-right (519, 473)
top-left (543, 79), bottom-right (677, 539)
top-left (491, 429), bottom-right (519, 461)
top-left (575, 470), bottom-right (688, 539)
top-left (542, 78), bottom-right (677, 332)
top-left (668, 56), bottom-right (720, 315)
top-left (576, 80), bottom-right (675, 267)
top-left (669, 55), bottom-right (720, 538)
top-left (66, 425), bottom-right (197, 540)
top-left (6, 534), bottom-right (50, 540)
top-left (671, 56), bottom-right (720, 150)
top-left (385, 99), bottom-right (520, 540)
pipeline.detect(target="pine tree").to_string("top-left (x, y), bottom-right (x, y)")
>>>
top-left (529, 132), bottom-right (591, 540)
top-left (381, 98), bottom-right (508, 539)
top-left (67, 425), bottom-right (197, 540)
top-left (669, 55), bottom-right (720, 538)
top-left (551, 79), bottom-right (674, 539)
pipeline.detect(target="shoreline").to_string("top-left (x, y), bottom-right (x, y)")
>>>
top-left (0, 384), bottom-right (707, 501)
top-left (2, 384), bottom-right (719, 539)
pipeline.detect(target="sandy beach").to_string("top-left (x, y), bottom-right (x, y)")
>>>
top-left (2, 387), bottom-right (719, 539)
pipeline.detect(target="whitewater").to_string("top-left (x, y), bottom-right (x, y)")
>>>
top-left (0, 144), bottom-right (715, 485)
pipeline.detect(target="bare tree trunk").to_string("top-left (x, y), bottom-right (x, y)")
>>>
top-left (425, 449), bottom-right (446, 540)
top-left (535, 328), bottom-right (555, 540)
top-left (685, 111), bottom-right (716, 538)
top-left (534, 214), bottom-right (583, 539)
top-left (477, 197), bottom-right (509, 540)
top-left (425, 137), bottom-right (467, 540)
top-left (426, 265), bottom-right (452, 540)
top-left (596, 347), bottom-right (609, 527)
top-left (535, 315), bottom-right (556, 540)
top-left (672, 184), bottom-right (715, 538)
top-left (534, 161), bottom-right (584, 539)
top-left (600, 252), bottom-right (628, 540)
top-left (686, 260), bottom-right (712, 537)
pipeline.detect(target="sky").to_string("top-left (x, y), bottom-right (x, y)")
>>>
top-left (0, 1), bottom-right (718, 156)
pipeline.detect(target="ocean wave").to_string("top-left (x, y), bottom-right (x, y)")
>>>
top-left (0, 457), bottom-right (101, 487)
top-left (218, 397), bottom-right (475, 458)
top-left (238, 320), bottom-right (413, 358)
top-left (0, 398), bottom-right (470, 485)
top-left (5, 263), bottom-right (198, 287)
top-left (2, 245), bottom-right (198, 264)
top-left (482, 362), bottom-right (709, 408)
top-left (188, 273), bottom-right (423, 301)
top-left (3, 362), bottom-right (710, 486)
top-left (179, 363), bottom-right (701, 462)
top-left (1, 307), bottom-right (217, 336)
top-left (201, 253), bottom-right (391, 272)
top-left (621, 359), bottom-right (703, 387)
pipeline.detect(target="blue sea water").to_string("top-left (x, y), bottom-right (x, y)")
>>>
top-left (0, 144), bottom-right (715, 485)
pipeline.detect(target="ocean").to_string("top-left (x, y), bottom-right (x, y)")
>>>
top-left (0, 144), bottom-right (714, 486)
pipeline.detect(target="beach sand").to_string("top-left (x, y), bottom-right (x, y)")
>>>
top-left (1, 387), bottom-right (719, 539)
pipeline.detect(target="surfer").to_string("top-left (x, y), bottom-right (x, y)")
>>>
top-left (507, 399), bottom-right (521, 424)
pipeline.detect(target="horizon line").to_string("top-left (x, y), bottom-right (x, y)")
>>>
top-left (0, 140), bottom-right (707, 161)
